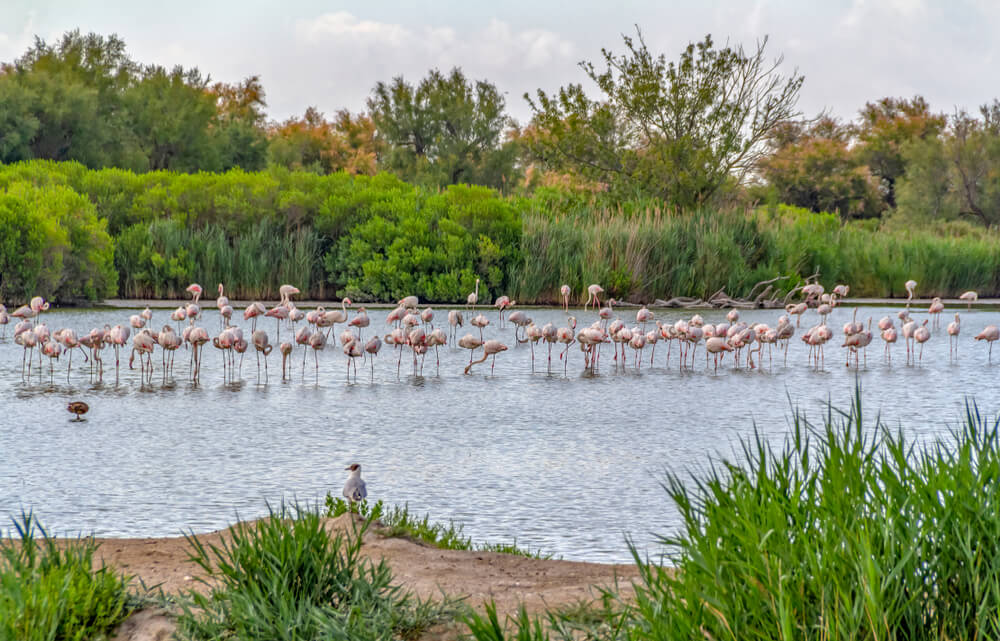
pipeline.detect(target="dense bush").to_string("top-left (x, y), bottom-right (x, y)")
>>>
top-left (1, 512), bottom-right (135, 641)
top-left (2, 160), bottom-right (1000, 305)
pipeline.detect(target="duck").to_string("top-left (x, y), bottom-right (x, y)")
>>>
top-left (67, 401), bottom-right (89, 422)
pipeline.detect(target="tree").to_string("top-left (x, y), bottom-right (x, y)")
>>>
top-left (897, 102), bottom-right (1000, 226)
top-left (210, 76), bottom-right (269, 171)
top-left (853, 96), bottom-right (946, 207)
top-left (368, 68), bottom-right (517, 189)
top-left (759, 116), bottom-right (884, 219)
top-left (0, 76), bottom-right (40, 162)
top-left (267, 107), bottom-right (380, 175)
top-left (2, 30), bottom-right (140, 168)
top-left (125, 65), bottom-right (219, 171)
top-left (524, 30), bottom-right (804, 209)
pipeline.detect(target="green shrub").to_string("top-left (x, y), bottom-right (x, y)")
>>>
top-left (0, 512), bottom-right (134, 641)
top-left (177, 502), bottom-right (456, 641)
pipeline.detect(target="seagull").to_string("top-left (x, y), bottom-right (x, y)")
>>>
top-left (343, 463), bottom-right (367, 513)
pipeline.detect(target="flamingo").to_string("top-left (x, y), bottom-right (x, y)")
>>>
top-left (265, 304), bottom-right (289, 343)
top-left (243, 302), bottom-right (267, 333)
top-left (458, 333), bottom-right (484, 367)
top-left (494, 296), bottom-right (513, 328)
top-left (560, 285), bottom-right (571, 312)
top-left (636, 306), bottom-right (653, 333)
top-left (447, 310), bottom-right (463, 345)
top-left (321, 298), bottom-right (352, 338)
top-left (0, 308), bottom-right (8, 338)
top-left (279, 284), bottom-right (300, 306)
top-left (426, 328), bottom-right (447, 373)
top-left (914, 320), bottom-right (931, 362)
top-left (364, 335), bottom-right (382, 381)
top-left (470, 314), bottom-right (490, 341)
top-left (252, 330), bottom-right (273, 382)
top-left (307, 330), bottom-right (326, 382)
top-left (960, 290), bottom-right (978, 310)
top-left (41, 340), bottom-right (62, 382)
top-left (216, 284), bottom-right (229, 310)
top-left (785, 302), bottom-right (808, 327)
top-left (928, 297), bottom-right (944, 328)
top-left (420, 307), bottom-right (435, 329)
top-left (16, 326), bottom-right (38, 379)
top-left (556, 317), bottom-right (576, 374)
top-left (585, 284), bottom-right (604, 311)
top-left (465, 339), bottom-right (507, 375)
top-left (279, 342), bottom-right (293, 380)
top-left (158, 325), bottom-right (181, 382)
top-left (398, 295), bottom-right (419, 310)
top-left (343, 338), bottom-right (363, 382)
top-left (188, 326), bottom-right (209, 383)
top-left (904, 280), bottom-right (917, 304)
top-left (508, 310), bottom-right (531, 343)
top-left (881, 326), bottom-right (898, 364)
top-left (348, 307), bottom-right (370, 341)
top-left (467, 278), bottom-right (480, 311)
top-left (705, 337), bottom-right (733, 373)
top-left (902, 318), bottom-right (917, 364)
top-left (947, 313), bottom-right (961, 359)
top-left (130, 330), bottom-right (156, 385)
top-left (212, 328), bottom-right (237, 383)
top-left (975, 325), bottom-right (1000, 361)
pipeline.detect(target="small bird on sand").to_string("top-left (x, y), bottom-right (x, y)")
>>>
top-left (343, 463), bottom-right (367, 512)
top-left (67, 401), bottom-right (89, 422)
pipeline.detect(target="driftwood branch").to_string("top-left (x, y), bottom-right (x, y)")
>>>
top-left (649, 273), bottom-right (806, 309)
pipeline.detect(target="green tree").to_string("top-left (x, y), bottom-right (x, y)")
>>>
top-left (368, 68), bottom-right (517, 189)
top-left (125, 65), bottom-right (219, 171)
top-left (0, 76), bottom-right (39, 162)
top-left (2, 30), bottom-right (141, 168)
top-left (759, 116), bottom-right (884, 219)
top-left (897, 102), bottom-right (1000, 226)
top-left (525, 30), bottom-right (803, 209)
top-left (210, 75), bottom-right (269, 171)
top-left (853, 96), bottom-right (946, 208)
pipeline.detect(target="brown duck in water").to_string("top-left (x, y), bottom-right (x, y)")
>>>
top-left (67, 401), bottom-right (89, 422)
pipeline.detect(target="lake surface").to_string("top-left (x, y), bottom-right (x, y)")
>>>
top-left (0, 303), bottom-right (996, 563)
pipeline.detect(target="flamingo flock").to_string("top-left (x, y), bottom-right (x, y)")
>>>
top-left (3, 281), bottom-right (1000, 389)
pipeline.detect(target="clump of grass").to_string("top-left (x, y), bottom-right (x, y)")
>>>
top-left (0, 511), bottom-right (135, 641)
top-left (325, 496), bottom-right (551, 560)
top-left (177, 502), bottom-right (457, 640)
top-left (465, 388), bottom-right (1000, 640)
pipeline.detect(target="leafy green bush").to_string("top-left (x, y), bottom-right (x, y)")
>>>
top-left (178, 503), bottom-right (455, 641)
top-left (0, 512), bottom-right (135, 641)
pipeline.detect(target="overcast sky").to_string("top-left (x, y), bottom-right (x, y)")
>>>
top-left (2, 0), bottom-right (997, 125)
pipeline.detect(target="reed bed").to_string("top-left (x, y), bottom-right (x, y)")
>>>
top-left (464, 390), bottom-right (1000, 640)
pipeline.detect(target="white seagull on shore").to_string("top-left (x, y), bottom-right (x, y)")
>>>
top-left (343, 463), bottom-right (367, 512)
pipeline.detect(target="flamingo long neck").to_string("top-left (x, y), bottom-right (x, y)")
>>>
top-left (341, 299), bottom-right (348, 314)
top-left (475, 280), bottom-right (479, 297)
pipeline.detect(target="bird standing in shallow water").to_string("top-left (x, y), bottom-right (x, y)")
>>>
top-left (67, 401), bottom-right (89, 422)
top-left (343, 463), bottom-right (367, 513)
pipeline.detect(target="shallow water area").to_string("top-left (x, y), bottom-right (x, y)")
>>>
top-left (1, 303), bottom-right (997, 563)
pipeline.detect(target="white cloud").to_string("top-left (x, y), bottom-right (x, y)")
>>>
top-left (275, 12), bottom-right (578, 122)
top-left (0, 12), bottom-right (36, 62)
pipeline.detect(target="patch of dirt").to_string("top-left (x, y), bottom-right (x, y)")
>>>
top-left (92, 514), bottom-right (639, 640)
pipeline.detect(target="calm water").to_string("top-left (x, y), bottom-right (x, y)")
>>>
top-left (0, 304), bottom-right (996, 563)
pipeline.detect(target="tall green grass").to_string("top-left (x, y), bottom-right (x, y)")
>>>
top-left (177, 502), bottom-right (457, 641)
top-left (0, 512), bottom-right (135, 641)
top-left (466, 389), bottom-right (1000, 640)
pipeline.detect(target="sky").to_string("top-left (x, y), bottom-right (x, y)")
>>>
top-left (2, 0), bottom-right (998, 126)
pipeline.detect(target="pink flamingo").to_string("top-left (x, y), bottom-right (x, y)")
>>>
top-left (252, 329), bottom-right (273, 382)
top-left (959, 291), bottom-right (978, 310)
top-left (426, 328), bottom-right (447, 373)
top-left (447, 310), bottom-right (463, 346)
top-left (279, 342), bottom-right (293, 380)
top-left (975, 325), bottom-right (999, 361)
top-left (295, 325), bottom-right (314, 377)
top-left (560, 285), bottom-right (571, 311)
top-left (458, 333), bottom-right (484, 368)
top-left (928, 297), bottom-right (944, 329)
top-left (467, 279), bottom-right (480, 312)
top-left (130, 330), bottom-right (156, 384)
top-left (881, 326), bottom-right (898, 364)
top-left (265, 304), bottom-right (289, 343)
top-left (307, 330), bottom-right (326, 382)
top-left (216, 284), bottom-right (229, 310)
top-left (584, 284), bottom-right (604, 311)
top-left (213, 328), bottom-right (237, 382)
top-left (349, 307), bottom-right (370, 340)
top-left (41, 340), bottom-right (62, 382)
top-left (343, 337), bottom-right (363, 382)
top-left (364, 335), bottom-right (382, 381)
top-left (947, 313), bottom-right (961, 360)
top-left (470, 314), bottom-right (490, 341)
top-left (494, 296), bottom-right (513, 328)
top-left (158, 325), bottom-right (181, 382)
top-left (556, 317), bottom-right (576, 374)
top-left (243, 302), bottom-right (266, 333)
top-left (705, 336), bottom-right (733, 373)
top-left (321, 298), bottom-right (352, 338)
top-left (188, 326), bottom-right (209, 383)
top-left (0, 307), bottom-right (8, 338)
top-left (914, 320), bottom-right (931, 363)
top-left (465, 339), bottom-right (507, 375)
top-left (186, 283), bottom-right (203, 302)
